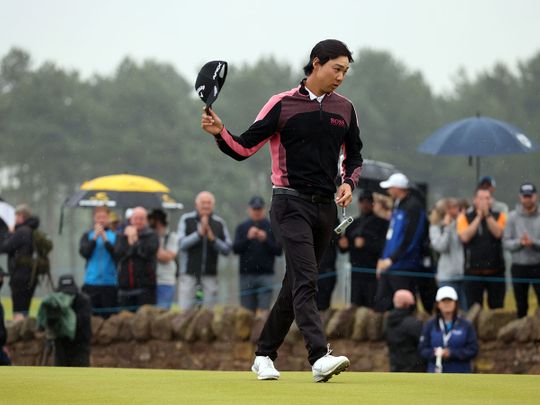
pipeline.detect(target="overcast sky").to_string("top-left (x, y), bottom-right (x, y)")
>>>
top-left (2, 0), bottom-right (539, 93)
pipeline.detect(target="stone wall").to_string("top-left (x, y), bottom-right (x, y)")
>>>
top-left (6, 304), bottom-right (540, 374)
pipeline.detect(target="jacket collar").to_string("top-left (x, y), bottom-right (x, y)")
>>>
top-left (299, 79), bottom-right (333, 99)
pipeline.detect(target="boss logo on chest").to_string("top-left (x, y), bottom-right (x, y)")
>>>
top-left (329, 118), bottom-right (346, 127)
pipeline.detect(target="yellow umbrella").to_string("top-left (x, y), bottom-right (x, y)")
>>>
top-left (60, 174), bottom-right (183, 233)
top-left (64, 174), bottom-right (183, 210)
top-left (80, 174), bottom-right (170, 193)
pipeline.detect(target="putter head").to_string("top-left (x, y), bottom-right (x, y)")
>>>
top-left (334, 216), bottom-right (354, 235)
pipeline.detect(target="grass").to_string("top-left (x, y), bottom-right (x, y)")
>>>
top-left (0, 367), bottom-right (539, 404)
top-left (1, 296), bottom-right (42, 320)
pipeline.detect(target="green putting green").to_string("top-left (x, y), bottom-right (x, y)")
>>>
top-left (1, 367), bottom-right (539, 404)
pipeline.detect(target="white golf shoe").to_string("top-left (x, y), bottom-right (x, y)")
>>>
top-left (312, 345), bottom-right (350, 383)
top-left (251, 356), bottom-right (280, 380)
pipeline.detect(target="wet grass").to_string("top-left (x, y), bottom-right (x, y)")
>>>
top-left (1, 367), bottom-right (539, 404)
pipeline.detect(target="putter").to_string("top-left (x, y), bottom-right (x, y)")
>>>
top-left (334, 206), bottom-right (354, 235)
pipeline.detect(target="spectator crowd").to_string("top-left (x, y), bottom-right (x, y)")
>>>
top-left (1, 174), bottom-right (539, 373)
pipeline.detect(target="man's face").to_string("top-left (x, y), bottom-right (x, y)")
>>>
top-left (15, 213), bottom-right (25, 225)
top-left (196, 192), bottom-right (215, 217)
top-left (151, 220), bottom-right (166, 235)
top-left (520, 193), bottom-right (537, 210)
top-left (474, 189), bottom-right (492, 209)
top-left (130, 209), bottom-right (148, 231)
top-left (248, 207), bottom-right (265, 221)
top-left (313, 56), bottom-right (350, 93)
top-left (94, 209), bottom-right (109, 227)
top-left (446, 202), bottom-right (460, 219)
top-left (387, 187), bottom-right (400, 200)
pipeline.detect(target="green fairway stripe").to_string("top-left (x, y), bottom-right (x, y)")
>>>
top-left (1, 367), bottom-right (539, 404)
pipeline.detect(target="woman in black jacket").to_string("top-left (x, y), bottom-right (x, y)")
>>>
top-left (0, 205), bottom-right (40, 319)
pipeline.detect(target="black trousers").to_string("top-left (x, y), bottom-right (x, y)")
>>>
top-left (374, 272), bottom-right (415, 312)
top-left (464, 270), bottom-right (506, 309)
top-left (10, 271), bottom-right (37, 315)
top-left (511, 263), bottom-right (540, 318)
top-left (415, 275), bottom-right (438, 314)
top-left (350, 273), bottom-right (377, 308)
top-left (82, 284), bottom-right (118, 318)
top-left (54, 339), bottom-right (90, 367)
top-left (256, 195), bottom-right (336, 365)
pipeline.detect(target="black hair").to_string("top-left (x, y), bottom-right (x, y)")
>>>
top-left (148, 209), bottom-right (168, 226)
top-left (303, 39), bottom-right (354, 76)
top-left (358, 191), bottom-right (374, 202)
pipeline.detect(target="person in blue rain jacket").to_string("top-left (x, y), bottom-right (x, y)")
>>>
top-left (79, 207), bottom-right (118, 317)
top-left (418, 286), bottom-right (478, 373)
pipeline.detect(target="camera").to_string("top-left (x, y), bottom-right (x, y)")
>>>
top-left (334, 215), bottom-right (354, 235)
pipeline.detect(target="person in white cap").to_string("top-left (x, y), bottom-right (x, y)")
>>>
top-left (418, 286), bottom-right (478, 373)
top-left (374, 173), bottom-right (429, 312)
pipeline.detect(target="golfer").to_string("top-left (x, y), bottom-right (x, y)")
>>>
top-left (201, 39), bottom-right (362, 382)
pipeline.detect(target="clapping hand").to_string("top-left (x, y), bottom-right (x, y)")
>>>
top-left (247, 226), bottom-right (267, 242)
top-left (124, 225), bottom-right (138, 245)
top-left (443, 212), bottom-right (452, 226)
top-left (94, 224), bottom-right (107, 241)
top-left (521, 233), bottom-right (533, 248)
top-left (354, 236), bottom-right (365, 248)
top-left (256, 229), bottom-right (267, 242)
top-left (200, 215), bottom-right (215, 241)
top-left (338, 236), bottom-right (349, 250)
top-left (247, 226), bottom-right (259, 240)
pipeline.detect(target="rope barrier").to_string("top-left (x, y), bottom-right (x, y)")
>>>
top-left (84, 265), bottom-right (540, 314)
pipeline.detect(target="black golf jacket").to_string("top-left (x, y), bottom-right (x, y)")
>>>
top-left (214, 81), bottom-right (363, 196)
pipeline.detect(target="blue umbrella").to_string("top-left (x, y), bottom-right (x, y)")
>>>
top-left (418, 115), bottom-right (539, 178)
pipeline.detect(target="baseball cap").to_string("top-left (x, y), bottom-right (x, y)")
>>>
top-left (520, 182), bottom-right (537, 196)
top-left (478, 176), bottom-right (496, 188)
top-left (194, 60), bottom-right (228, 108)
top-left (249, 196), bottom-right (265, 209)
top-left (56, 274), bottom-right (79, 295)
top-left (380, 173), bottom-right (409, 189)
top-left (435, 286), bottom-right (458, 302)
